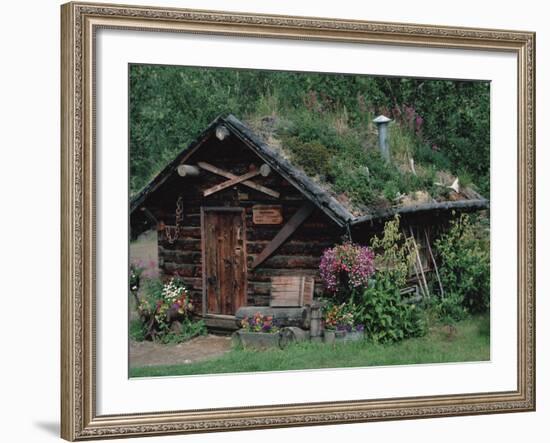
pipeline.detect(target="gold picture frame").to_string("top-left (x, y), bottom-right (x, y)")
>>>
top-left (61, 2), bottom-right (536, 440)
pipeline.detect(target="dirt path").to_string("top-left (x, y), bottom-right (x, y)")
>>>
top-left (130, 335), bottom-right (232, 367)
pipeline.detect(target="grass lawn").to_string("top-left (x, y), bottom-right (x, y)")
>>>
top-left (130, 314), bottom-right (490, 378)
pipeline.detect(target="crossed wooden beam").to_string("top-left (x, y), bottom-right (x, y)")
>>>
top-left (197, 162), bottom-right (280, 198)
top-left (180, 161), bottom-right (314, 269)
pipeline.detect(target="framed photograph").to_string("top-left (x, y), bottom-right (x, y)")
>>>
top-left (61, 1), bottom-right (536, 440)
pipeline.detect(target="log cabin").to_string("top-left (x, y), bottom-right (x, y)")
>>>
top-left (130, 115), bottom-right (489, 330)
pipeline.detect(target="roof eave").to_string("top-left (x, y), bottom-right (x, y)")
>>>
top-left (223, 115), bottom-right (353, 227)
top-left (129, 115), bottom-right (225, 214)
top-left (349, 198), bottom-right (490, 226)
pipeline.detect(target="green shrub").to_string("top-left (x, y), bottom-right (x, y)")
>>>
top-left (477, 314), bottom-right (491, 339)
top-left (414, 142), bottom-right (452, 173)
top-left (427, 292), bottom-right (469, 324)
top-left (352, 216), bottom-right (427, 342)
top-left (158, 319), bottom-right (207, 344)
top-left (129, 319), bottom-right (147, 341)
top-left (330, 157), bottom-right (377, 206)
top-left (435, 214), bottom-right (490, 315)
top-left (329, 148), bottom-right (427, 207)
top-left (282, 135), bottom-right (332, 178)
top-left (353, 283), bottom-right (426, 343)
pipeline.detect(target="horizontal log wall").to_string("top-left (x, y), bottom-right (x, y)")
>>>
top-left (136, 135), bottom-right (447, 313)
top-left (148, 137), bottom-right (345, 312)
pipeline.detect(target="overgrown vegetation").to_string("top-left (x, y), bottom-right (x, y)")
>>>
top-left (432, 213), bottom-right (491, 321)
top-left (130, 65), bottom-right (490, 202)
top-left (354, 217), bottom-right (427, 342)
top-left (129, 273), bottom-right (207, 344)
top-left (319, 215), bottom-right (490, 342)
top-left (319, 217), bottom-right (427, 343)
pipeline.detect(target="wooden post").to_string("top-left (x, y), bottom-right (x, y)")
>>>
top-left (177, 164), bottom-right (200, 177)
top-left (424, 228), bottom-right (445, 298)
top-left (403, 230), bottom-right (426, 298)
top-left (259, 164), bottom-right (271, 177)
top-left (215, 125), bottom-right (230, 140)
top-left (409, 226), bottom-right (430, 298)
top-left (309, 301), bottom-right (322, 342)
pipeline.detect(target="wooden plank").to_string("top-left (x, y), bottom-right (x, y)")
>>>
top-left (402, 228), bottom-right (426, 299)
top-left (202, 209), bottom-right (247, 316)
top-left (424, 228), bottom-right (445, 298)
top-left (270, 275), bottom-right (314, 307)
top-left (302, 276), bottom-right (314, 306)
top-left (251, 202), bottom-right (315, 269)
top-left (409, 226), bottom-right (430, 298)
top-left (198, 161), bottom-right (280, 198)
top-left (253, 205), bottom-right (283, 225)
top-left (271, 276), bottom-right (302, 307)
top-left (234, 210), bottom-right (247, 314)
top-left (205, 212), bottom-right (220, 314)
top-left (219, 213), bottom-right (231, 314)
top-left (203, 169), bottom-right (260, 197)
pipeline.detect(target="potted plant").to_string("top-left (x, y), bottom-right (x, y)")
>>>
top-left (323, 303), bottom-right (357, 343)
top-left (335, 324), bottom-right (347, 341)
top-left (345, 324), bottom-right (365, 342)
top-left (322, 304), bottom-right (338, 343)
top-left (234, 312), bottom-right (281, 350)
top-left (323, 327), bottom-right (336, 344)
top-left (319, 242), bottom-right (375, 304)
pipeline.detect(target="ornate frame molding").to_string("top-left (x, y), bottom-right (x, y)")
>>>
top-left (61, 2), bottom-right (535, 440)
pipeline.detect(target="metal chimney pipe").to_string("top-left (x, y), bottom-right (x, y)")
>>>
top-left (373, 115), bottom-right (392, 161)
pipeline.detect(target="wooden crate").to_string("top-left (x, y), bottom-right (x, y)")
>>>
top-left (270, 276), bottom-right (314, 307)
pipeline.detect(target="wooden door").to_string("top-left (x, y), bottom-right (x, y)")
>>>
top-left (202, 208), bottom-right (247, 315)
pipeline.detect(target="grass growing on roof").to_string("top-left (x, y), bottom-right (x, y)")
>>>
top-left (129, 314), bottom-right (489, 377)
top-left (130, 65), bottom-right (490, 198)
top-left (246, 104), bottom-right (459, 210)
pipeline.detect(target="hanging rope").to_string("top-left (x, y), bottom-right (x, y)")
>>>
top-left (346, 221), bottom-right (353, 242)
top-left (164, 196), bottom-right (184, 244)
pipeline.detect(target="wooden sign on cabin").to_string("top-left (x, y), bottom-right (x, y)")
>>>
top-left (252, 205), bottom-right (283, 225)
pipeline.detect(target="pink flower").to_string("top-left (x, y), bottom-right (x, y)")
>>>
top-left (320, 242), bottom-right (375, 293)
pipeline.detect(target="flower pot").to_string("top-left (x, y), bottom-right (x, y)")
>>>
top-left (324, 330), bottom-right (336, 344)
top-left (233, 330), bottom-right (282, 350)
top-left (344, 331), bottom-right (365, 342)
top-left (334, 330), bottom-right (347, 341)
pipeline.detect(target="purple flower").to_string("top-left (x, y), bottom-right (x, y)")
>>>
top-left (355, 324), bottom-right (365, 332)
top-left (320, 242), bottom-right (375, 293)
